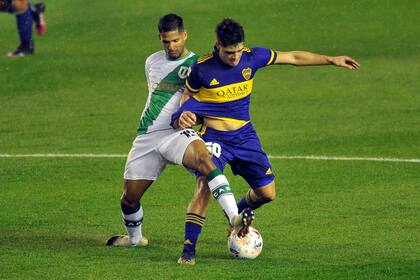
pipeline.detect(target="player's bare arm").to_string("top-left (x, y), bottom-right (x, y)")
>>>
top-left (275, 51), bottom-right (360, 70)
top-left (173, 88), bottom-right (199, 129)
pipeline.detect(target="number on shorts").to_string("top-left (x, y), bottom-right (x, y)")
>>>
top-left (205, 142), bottom-right (222, 158)
top-left (180, 129), bottom-right (197, 138)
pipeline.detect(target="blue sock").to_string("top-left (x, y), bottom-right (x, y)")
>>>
top-left (237, 197), bottom-right (252, 213)
top-left (182, 213), bottom-right (205, 257)
top-left (16, 6), bottom-right (33, 49)
top-left (237, 190), bottom-right (266, 212)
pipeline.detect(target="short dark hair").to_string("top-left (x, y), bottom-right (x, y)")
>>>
top-left (215, 18), bottom-right (245, 47)
top-left (158, 14), bottom-right (184, 33)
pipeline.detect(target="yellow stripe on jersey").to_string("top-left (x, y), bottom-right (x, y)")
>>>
top-left (243, 47), bottom-right (251, 52)
top-left (185, 79), bottom-right (199, 93)
top-left (267, 49), bottom-right (275, 65)
top-left (205, 116), bottom-right (250, 125)
top-left (197, 53), bottom-right (213, 64)
top-left (198, 125), bottom-right (207, 136)
top-left (192, 79), bottom-right (253, 103)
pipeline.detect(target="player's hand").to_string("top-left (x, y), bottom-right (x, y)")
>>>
top-left (330, 56), bottom-right (360, 70)
top-left (178, 111), bottom-right (197, 128)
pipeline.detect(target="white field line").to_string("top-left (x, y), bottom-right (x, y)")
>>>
top-left (268, 155), bottom-right (420, 163)
top-left (0, 153), bottom-right (127, 158)
top-left (0, 153), bottom-right (419, 163)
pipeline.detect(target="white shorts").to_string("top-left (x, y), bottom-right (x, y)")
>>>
top-left (124, 128), bottom-right (203, 181)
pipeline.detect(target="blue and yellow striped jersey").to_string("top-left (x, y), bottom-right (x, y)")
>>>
top-left (171, 47), bottom-right (277, 124)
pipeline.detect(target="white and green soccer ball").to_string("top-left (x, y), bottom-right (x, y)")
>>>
top-left (228, 226), bottom-right (263, 259)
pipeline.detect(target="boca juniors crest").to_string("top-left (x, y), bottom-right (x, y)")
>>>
top-left (242, 68), bottom-right (252, 80)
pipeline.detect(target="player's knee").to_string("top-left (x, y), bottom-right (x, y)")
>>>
top-left (11, 0), bottom-right (28, 14)
top-left (195, 150), bottom-right (214, 174)
top-left (261, 190), bottom-right (276, 203)
top-left (255, 183), bottom-right (276, 203)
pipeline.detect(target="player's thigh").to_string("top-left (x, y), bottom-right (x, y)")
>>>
top-left (231, 143), bottom-right (275, 189)
top-left (158, 128), bottom-right (203, 165)
top-left (11, 0), bottom-right (28, 14)
top-left (182, 139), bottom-right (216, 174)
top-left (124, 135), bottom-right (168, 181)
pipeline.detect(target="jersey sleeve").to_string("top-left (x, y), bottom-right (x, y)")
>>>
top-left (185, 62), bottom-right (201, 93)
top-left (144, 55), bottom-right (152, 84)
top-left (252, 47), bottom-right (277, 69)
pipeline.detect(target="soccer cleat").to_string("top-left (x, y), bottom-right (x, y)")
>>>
top-left (6, 45), bottom-right (34, 57)
top-left (177, 251), bottom-right (196, 266)
top-left (106, 235), bottom-right (149, 247)
top-left (33, 2), bottom-right (46, 35)
top-left (230, 207), bottom-right (254, 238)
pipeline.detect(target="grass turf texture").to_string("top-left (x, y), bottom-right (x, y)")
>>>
top-left (0, 0), bottom-right (419, 279)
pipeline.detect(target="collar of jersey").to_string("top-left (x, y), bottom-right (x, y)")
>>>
top-left (166, 50), bottom-right (191, 61)
top-left (212, 46), bottom-right (245, 67)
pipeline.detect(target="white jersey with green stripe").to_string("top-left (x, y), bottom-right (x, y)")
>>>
top-left (137, 50), bottom-right (199, 135)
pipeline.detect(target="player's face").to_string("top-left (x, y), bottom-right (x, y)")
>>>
top-left (217, 42), bottom-right (245, 67)
top-left (159, 29), bottom-right (188, 59)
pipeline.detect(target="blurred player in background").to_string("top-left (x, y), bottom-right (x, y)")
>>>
top-left (0, 0), bottom-right (46, 57)
top-left (172, 17), bottom-right (360, 265)
top-left (106, 14), bottom-right (253, 265)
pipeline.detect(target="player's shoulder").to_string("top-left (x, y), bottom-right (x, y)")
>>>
top-left (183, 51), bottom-right (199, 63)
top-left (244, 47), bottom-right (252, 53)
top-left (196, 53), bottom-right (214, 65)
top-left (247, 47), bottom-right (276, 63)
top-left (145, 50), bottom-right (166, 65)
top-left (248, 47), bottom-right (271, 55)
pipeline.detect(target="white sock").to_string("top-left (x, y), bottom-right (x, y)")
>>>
top-left (207, 174), bottom-right (239, 223)
top-left (122, 206), bottom-right (143, 245)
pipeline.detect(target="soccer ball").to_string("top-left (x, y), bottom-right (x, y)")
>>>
top-left (228, 226), bottom-right (263, 259)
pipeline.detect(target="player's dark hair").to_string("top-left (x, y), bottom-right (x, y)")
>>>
top-left (158, 14), bottom-right (184, 33)
top-left (215, 18), bottom-right (245, 47)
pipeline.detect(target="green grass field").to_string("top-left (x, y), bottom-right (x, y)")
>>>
top-left (1, 0), bottom-right (419, 279)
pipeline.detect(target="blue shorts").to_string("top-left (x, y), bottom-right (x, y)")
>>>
top-left (199, 122), bottom-right (275, 188)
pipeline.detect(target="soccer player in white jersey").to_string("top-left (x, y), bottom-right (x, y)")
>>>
top-left (106, 14), bottom-right (253, 265)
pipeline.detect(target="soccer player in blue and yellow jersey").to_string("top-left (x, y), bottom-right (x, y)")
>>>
top-left (172, 18), bottom-right (360, 265)
top-left (106, 15), bottom-right (254, 263)
top-left (0, 0), bottom-right (46, 57)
